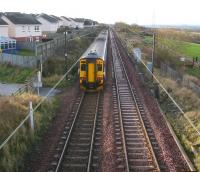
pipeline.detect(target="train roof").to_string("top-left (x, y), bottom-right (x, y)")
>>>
top-left (81, 30), bottom-right (108, 59)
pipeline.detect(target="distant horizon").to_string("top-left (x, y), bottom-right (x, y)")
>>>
top-left (2, 0), bottom-right (200, 26)
top-left (2, 11), bottom-right (200, 28)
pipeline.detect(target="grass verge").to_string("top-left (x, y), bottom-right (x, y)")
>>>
top-left (0, 93), bottom-right (59, 172)
top-left (0, 64), bottom-right (34, 83)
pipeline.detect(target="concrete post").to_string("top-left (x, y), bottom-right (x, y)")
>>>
top-left (29, 101), bottom-right (34, 131)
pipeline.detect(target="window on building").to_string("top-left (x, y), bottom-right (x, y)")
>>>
top-left (9, 41), bottom-right (12, 49)
top-left (5, 42), bottom-right (8, 49)
top-left (35, 26), bottom-right (40, 32)
top-left (1, 42), bottom-right (4, 50)
top-left (12, 42), bottom-right (16, 48)
top-left (22, 26), bottom-right (25, 32)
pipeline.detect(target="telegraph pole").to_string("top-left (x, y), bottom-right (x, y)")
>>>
top-left (152, 33), bottom-right (155, 79)
top-left (64, 27), bottom-right (68, 80)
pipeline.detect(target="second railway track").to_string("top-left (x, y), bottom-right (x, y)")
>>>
top-left (48, 92), bottom-right (103, 172)
top-left (110, 30), bottom-right (161, 172)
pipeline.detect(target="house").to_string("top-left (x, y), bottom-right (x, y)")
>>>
top-left (36, 13), bottom-right (60, 32)
top-left (0, 18), bottom-right (8, 37)
top-left (1, 12), bottom-right (42, 42)
top-left (60, 16), bottom-right (76, 28)
top-left (72, 18), bottom-right (85, 29)
top-left (0, 36), bottom-right (16, 52)
top-left (51, 15), bottom-right (63, 27)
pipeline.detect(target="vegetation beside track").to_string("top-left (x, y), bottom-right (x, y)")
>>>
top-left (0, 64), bottom-right (33, 83)
top-left (115, 22), bottom-right (200, 78)
top-left (0, 27), bottom-right (104, 172)
top-left (0, 93), bottom-right (59, 172)
top-left (156, 71), bottom-right (200, 170)
top-left (115, 23), bottom-right (200, 170)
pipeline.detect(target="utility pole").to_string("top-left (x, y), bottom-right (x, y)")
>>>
top-left (64, 27), bottom-right (68, 79)
top-left (152, 33), bottom-right (155, 80)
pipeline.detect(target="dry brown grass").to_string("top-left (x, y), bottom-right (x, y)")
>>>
top-left (155, 70), bottom-right (200, 170)
top-left (0, 93), bottom-right (58, 171)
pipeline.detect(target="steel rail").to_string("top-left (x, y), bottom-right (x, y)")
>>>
top-left (55, 93), bottom-right (85, 172)
top-left (112, 30), bottom-right (161, 172)
top-left (111, 31), bottom-right (130, 172)
top-left (87, 92), bottom-right (100, 172)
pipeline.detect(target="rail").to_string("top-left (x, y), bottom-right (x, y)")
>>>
top-left (55, 93), bottom-right (85, 172)
top-left (54, 92), bottom-right (100, 172)
top-left (111, 30), bottom-right (160, 171)
top-left (111, 35), bottom-right (130, 172)
top-left (114, 30), bottom-right (196, 171)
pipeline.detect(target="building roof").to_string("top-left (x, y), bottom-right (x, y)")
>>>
top-left (61, 16), bottom-right (71, 22)
top-left (51, 15), bottom-right (62, 21)
top-left (38, 14), bottom-right (58, 23)
top-left (0, 18), bottom-right (8, 25)
top-left (73, 18), bottom-right (85, 23)
top-left (0, 36), bottom-right (16, 42)
top-left (4, 12), bottom-right (41, 25)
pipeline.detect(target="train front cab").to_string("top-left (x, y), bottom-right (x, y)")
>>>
top-left (80, 58), bottom-right (104, 91)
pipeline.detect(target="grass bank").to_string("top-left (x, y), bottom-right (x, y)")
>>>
top-left (115, 23), bottom-right (200, 170)
top-left (0, 64), bottom-right (34, 83)
top-left (156, 71), bottom-right (200, 170)
top-left (0, 93), bottom-right (59, 172)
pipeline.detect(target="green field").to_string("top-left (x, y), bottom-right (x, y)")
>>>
top-left (17, 49), bottom-right (35, 56)
top-left (178, 42), bottom-right (200, 58)
top-left (0, 64), bottom-right (33, 83)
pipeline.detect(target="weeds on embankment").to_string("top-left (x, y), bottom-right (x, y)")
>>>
top-left (0, 93), bottom-right (59, 172)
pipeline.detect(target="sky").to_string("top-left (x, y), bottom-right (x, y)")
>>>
top-left (1, 0), bottom-right (200, 25)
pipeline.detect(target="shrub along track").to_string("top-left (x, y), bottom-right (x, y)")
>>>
top-left (25, 81), bottom-right (80, 172)
top-left (113, 30), bottom-right (192, 171)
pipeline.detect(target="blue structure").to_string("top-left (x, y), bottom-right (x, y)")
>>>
top-left (0, 36), bottom-right (16, 53)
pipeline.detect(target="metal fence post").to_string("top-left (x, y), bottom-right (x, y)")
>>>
top-left (29, 101), bottom-right (34, 131)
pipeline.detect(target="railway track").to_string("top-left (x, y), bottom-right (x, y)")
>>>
top-left (48, 92), bottom-right (103, 172)
top-left (110, 30), bottom-right (161, 172)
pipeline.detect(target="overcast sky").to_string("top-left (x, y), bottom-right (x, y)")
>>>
top-left (1, 0), bottom-right (200, 25)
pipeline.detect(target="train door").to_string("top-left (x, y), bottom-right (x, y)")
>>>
top-left (88, 63), bottom-right (95, 83)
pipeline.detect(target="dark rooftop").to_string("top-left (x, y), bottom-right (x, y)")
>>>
top-left (73, 18), bottom-right (85, 23)
top-left (0, 18), bottom-right (8, 25)
top-left (61, 16), bottom-right (71, 21)
top-left (51, 15), bottom-right (62, 21)
top-left (4, 12), bottom-right (41, 25)
top-left (39, 14), bottom-right (58, 23)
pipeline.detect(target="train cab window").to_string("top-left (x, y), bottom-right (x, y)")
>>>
top-left (81, 64), bottom-right (86, 71)
top-left (97, 64), bottom-right (102, 71)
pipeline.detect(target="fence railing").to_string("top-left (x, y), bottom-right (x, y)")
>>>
top-left (160, 63), bottom-right (200, 96)
top-left (0, 53), bottom-right (39, 68)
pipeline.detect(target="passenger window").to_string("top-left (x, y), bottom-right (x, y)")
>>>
top-left (97, 64), bottom-right (102, 71)
top-left (81, 64), bottom-right (86, 71)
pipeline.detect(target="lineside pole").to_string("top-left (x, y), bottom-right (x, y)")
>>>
top-left (29, 101), bottom-right (34, 131)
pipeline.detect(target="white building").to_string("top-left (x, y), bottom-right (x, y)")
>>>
top-left (1, 13), bottom-right (42, 42)
top-left (0, 36), bottom-right (16, 52)
top-left (51, 15), bottom-right (63, 27)
top-left (73, 18), bottom-right (84, 29)
top-left (0, 18), bottom-right (8, 37)
top-left (36, 14), bottom-right (60, 32)
top-left (60, 16), bottom-right (76, 28)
